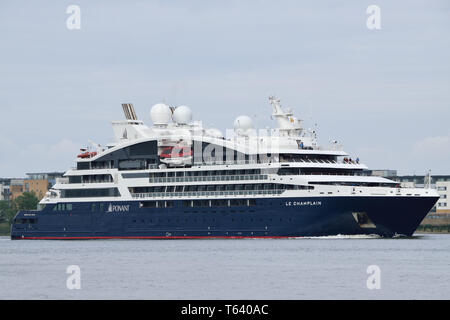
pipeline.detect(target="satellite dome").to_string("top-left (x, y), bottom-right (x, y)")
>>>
top-left (234, 115), bottom-right (255, 136)
top-left (234, 115), bottom-right (254, 130)
top-left (173, 105), bottom-right (192, 124)
top-left (150, 103), bottom-right (171, 125)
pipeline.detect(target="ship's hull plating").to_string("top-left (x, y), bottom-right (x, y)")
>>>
top-left (10, 196), bottom-right (438, 239)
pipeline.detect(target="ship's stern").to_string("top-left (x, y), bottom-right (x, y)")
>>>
top-left (10, 210), bottom-right (40, 240)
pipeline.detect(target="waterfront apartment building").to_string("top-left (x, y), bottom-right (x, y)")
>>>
top-left (0, 183), bottom-right (10, 201)
top-left (436, 178), bottom-right (450, 214)
top-left (23, 179), bottom-right (49, 200)
top-left (2, 173), bottom-right (65, 201)
top-left (371, 170), bottom-right (397, 178)
top-left (23, 172), bottom-right (65, 201)
top-left (10, 179), bottom-right (24, 201)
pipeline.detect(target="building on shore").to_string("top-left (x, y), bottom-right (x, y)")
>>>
top-left (1, 173), bottom-right (65, 202)
top-left (371, 170), bottom-right (398, 178)
top-left (10, 179), bottom-right (25, 201)
top-left (436, 178), bottom-right (450, 214)
top-left (24, 172), bottom-right (65, 201)
top-left (0, 183), bottom-right (10, 201)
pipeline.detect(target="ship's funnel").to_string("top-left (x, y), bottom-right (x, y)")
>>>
top-left (122, 103), bottom-right (138, 120)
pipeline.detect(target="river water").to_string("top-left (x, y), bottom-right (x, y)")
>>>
top-left (0, 234), bottom-right (449, 299)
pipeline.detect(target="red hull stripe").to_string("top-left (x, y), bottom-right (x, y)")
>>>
top-left (18, 235), bottom-right (296, 240)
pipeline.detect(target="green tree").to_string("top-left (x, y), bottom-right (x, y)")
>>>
top-left (0, 200), bottom-right (16, 224)
top-left (11, 192), bottom-right (39, 212)
top-left (0, 192), bottom-right (39, 225)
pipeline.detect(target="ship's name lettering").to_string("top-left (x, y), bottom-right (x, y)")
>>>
top-left (108, 205), bottom-right (130, 212)
top-left (285, 201), bottom-right (322, 206)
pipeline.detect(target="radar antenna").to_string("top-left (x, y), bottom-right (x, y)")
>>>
top-left (268, 96), bottom-right (302, 133)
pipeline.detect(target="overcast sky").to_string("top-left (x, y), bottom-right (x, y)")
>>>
top-left (0, 0), bottom-right (449, 177)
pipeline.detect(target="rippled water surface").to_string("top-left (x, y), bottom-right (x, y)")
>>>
top-left (1, 234), bottom-right (449, 299)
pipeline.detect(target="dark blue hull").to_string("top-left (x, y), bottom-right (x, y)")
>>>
top-left (11, 196), bottom-right (439, 239)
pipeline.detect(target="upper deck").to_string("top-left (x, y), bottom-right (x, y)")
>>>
top-left (40, 98), bottom-right (436, 204)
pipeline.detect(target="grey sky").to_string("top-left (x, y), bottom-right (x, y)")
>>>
top-left (0, 0), bottom-right (449, 177)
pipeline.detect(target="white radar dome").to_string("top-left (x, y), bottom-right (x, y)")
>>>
top-left (150, 103), bottom-right (171, 125)
top-left (234, 115), bottom-right (254, 130)
top-left (234, 115), bottom-right (255, 136)
top-left (173, 105), bottom-right (192, 124)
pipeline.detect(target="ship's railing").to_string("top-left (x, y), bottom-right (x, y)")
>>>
top-left (131, 189), bottom-right (285, 199)
top-left (193, 160), bottom-right (259, 166)
top-left (282, 158), bottom-right (362, 165)
top-left (279, 172), bottom-right (369, 177)
top-left (149, 174), bottom-right (268, 183)
top-left (281, 158), bottom-right (339, 164)
top-left (79, 178), bottom-right (113, 184)
top-left (193, 159), bottom-right (361, 165)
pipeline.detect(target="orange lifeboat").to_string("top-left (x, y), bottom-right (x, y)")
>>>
top-left (77, 151), bottom-right (97, 159)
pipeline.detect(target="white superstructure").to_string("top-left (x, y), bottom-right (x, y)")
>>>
top-left (41, 98), bottom-right (438, 206)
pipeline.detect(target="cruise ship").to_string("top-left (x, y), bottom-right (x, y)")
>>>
top-left (11, 98), bottom-right (439, 239)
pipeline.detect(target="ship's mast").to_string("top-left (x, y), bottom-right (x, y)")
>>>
top-left (268, 96), bottom-right (303, 136)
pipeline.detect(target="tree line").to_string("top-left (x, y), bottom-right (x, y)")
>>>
top-left (0, 192), bottom-right (39, 225)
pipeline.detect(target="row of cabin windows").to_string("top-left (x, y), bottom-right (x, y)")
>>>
top-left (140, 201), bottom-right (174, 208)
top-left (77, 159), bottom-right (157, 171)
top-left (51, 203), bottom-right (106, 212)
top-left (14, 218), bottom-right (38, 224)
top-left (132, 183), bottom-right (313, 194)
top-left (61, 188), bottom-right (121, 198)
top-left (151, 169), bottom-right (262, 178)
top-left (69, 174), bottom-right (113, 184)
top-left (139, 199), bottom-right (256, 208)
top-left (53, 203), bottom-right (73, 211)
top-left (91, 160), bottom-right (114, 169)
top-left (131, 217), bottom-right (292, 224)
top-left (182, 199), bottom-right (256, 207)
